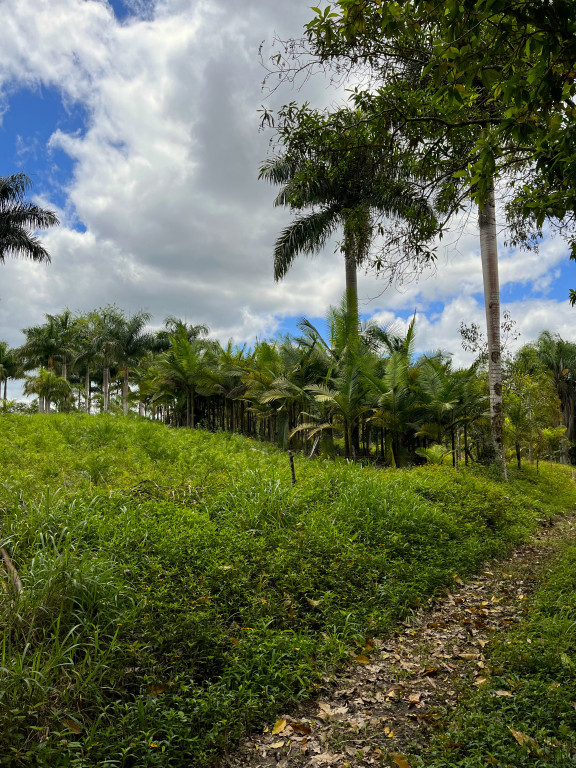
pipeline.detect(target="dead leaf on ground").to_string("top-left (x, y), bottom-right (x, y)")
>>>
top-left (310, 752), bottom-right (342, 765)
top-left (270, 740), bottom-right (285, 749)
top-left (289, 721), bottom-right (312, 735)
top-left (148, 684), bottom-right (167, 698)
top-left (354, 654), bottom-right (371, 664)
top-left (392, 754), bottom-right (413, 768)
top-left (509, 727), bottom-right (540, 750)
top-left (272, 719), bottom-right (287, 735)
top-left (61, 718), bottom-right (82, 734)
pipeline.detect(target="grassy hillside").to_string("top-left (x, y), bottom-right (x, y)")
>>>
top-left (0, 415), bottom-right (574, 767)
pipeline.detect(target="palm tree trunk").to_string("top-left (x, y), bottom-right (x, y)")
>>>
top-left (479, 178), bottom-right (507, 479)
top-left (62, 360), bottom-right (68, 381)
top-left (85, 370), bottom-right (90, 414)
top-left (103, 366), bottom-right (109, 412)
top-left (123, 366), bottom-right (129, 416)
top-left (344, 251), bottom-right (359, 343)
top-left (3, 378), bottom-right (6, 405)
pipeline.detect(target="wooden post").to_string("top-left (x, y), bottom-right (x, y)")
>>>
top-left (288, 450), bottom-right (296, 485)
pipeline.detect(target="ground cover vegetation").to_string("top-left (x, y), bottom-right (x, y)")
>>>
top-left (0, 414), bottom-right (575, 767)
top-left (410, 536), bottom-right (576, 768)
top-left (2, 306), bottom-right (576, 469)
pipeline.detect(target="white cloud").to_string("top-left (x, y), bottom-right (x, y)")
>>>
top-left (0, 0), bottom-right (573, 371)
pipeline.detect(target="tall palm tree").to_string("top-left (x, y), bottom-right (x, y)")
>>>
top-left (534, 331), bottom-right (576, 445)
top-left (0, 342), bottom-right (19, 405)
top-left (259, 110), bottom-right (436, 339)
top-left (23, 369), bottom-right (71, 414)
top-left (111, 312), bottom-right (153, 415)
top-left (19, 317), bottom-right (62, 372)
top-left (0, 174), bottom-right (59, 262)
top-left (89, 306), bottom-right (126, 412)
top-left (151, 328), bottom-right (214, 428)
top-left (479, 179), bottom-right (506, 475)
top-left (44, 309), bottom-right (78, 380)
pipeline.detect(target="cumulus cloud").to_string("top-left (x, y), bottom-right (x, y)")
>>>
top-left (0, 0), bottom-right (573, 367)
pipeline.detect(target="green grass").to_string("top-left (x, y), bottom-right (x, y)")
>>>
top-left (0, 414), bottom-right (574, 767)
top-left (409, 541), bottom-right (576, 767)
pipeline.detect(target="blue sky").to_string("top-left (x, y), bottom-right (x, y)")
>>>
top-left (0, 0), bottom-right (574, 387)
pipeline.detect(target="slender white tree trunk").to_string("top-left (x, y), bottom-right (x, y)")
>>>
top-left (479, 179), bottom-right (507, 479)
top-left (123, 366), bottom-right (129, 416)
top-left (138, 402), bottom-right (145, 417)
top-left (85, 370), bottom-right (91, 414)
top-left (103, 366), bottom-right (109, 412)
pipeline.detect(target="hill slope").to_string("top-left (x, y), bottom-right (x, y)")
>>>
top-left (0, 415), bottom-right (574, 767)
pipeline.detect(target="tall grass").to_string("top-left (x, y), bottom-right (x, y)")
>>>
top-left (0, 415), bottom-right (574, 766)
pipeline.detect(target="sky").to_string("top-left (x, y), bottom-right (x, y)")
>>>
top-left (0, 0), bottom-right (575, 392)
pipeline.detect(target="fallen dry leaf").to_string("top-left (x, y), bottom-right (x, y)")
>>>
top-left (147, 684), bottom-right (167, 698)
top-left (310, 752), bottom-right (342, 765)
top-left (270, 740), bottom-right (285, 749)
top-left (61, 718), bottom-right (82, 734)
top-left (392, 754), bottom-right (413, 768)
top-left (354, 654), bottom-right (371, 665)
top-left (509, 727), bottom-right (539, 750)
top-left (272, 719), bottom-right (287, 735)
top-left (496, 690), bottom-right (513, 697)
top-left (289, 722), bottom-right (312, 735)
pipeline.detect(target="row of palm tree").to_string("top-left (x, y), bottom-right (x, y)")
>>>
top-left (0, 305), bottom-right (572, 467)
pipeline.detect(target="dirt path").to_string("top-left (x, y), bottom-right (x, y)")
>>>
top-left (225, 516), bottom-right (576, 768)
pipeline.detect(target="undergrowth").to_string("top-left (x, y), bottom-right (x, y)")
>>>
top-left (410, 540), bottom-right (576, 767)
top-left (0, 414), bottom-right (574, 767)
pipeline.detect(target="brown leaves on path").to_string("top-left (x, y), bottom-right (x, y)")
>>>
top-left (225, 517), bottom-right (576, 768)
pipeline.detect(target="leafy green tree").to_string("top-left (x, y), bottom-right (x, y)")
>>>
top-left (292, 0), bottom-right (576, 469)
top-left (305, 1), bottom-right (576, 250)
top-left (0, 174), bottom-right (59, 263)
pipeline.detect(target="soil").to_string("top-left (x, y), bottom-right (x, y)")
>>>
top-left (224, 515), bottom-right (576, 768)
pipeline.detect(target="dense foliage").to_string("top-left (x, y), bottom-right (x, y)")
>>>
top-left (2, 306), bottom-right (575, 468)
top-left (1, 415), bottom-right (575, 766)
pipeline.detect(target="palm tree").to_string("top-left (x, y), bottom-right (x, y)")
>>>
top-left (0, 174), bottom-right (59, 262)
top-left (19, 317), bottom-right (62, 372)
top-left (534, 331), bottom-right (576, 446)
top-left (151, 328), bottom-right (214, 428)
top-left (89, 306), bottom-right (126, 412)
top-left (44, 309), bottom-right (78, 380)
top-left (23, 369), bottom-right (71, 413)
top-left (478, 179), bottom-right (507, 475)
top-left (111, 312), bottom-right (153, 415)
top-left (0, 342), bottom-right (19, 405)
top-left (260, 110), bottom-right (436, 339)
